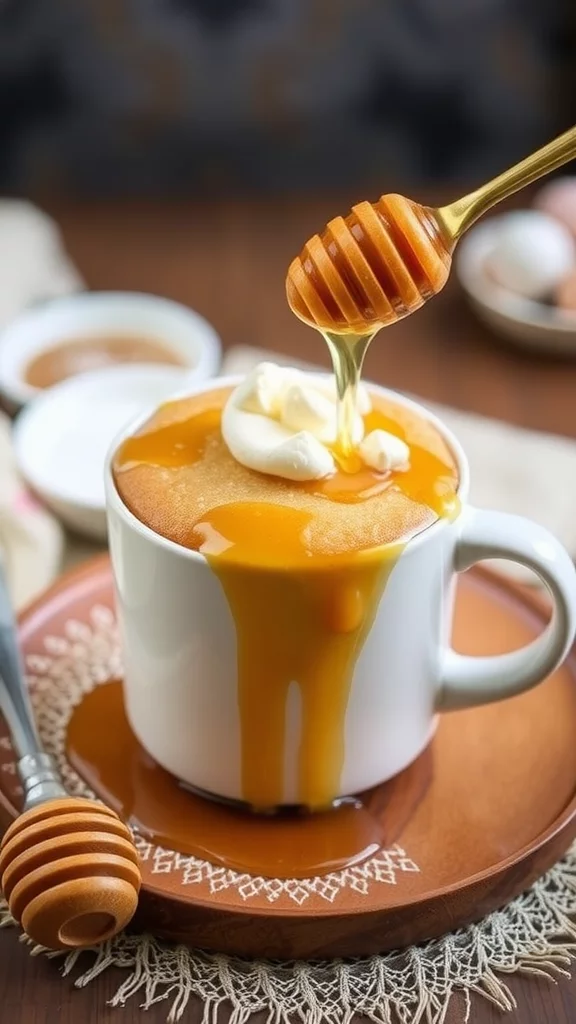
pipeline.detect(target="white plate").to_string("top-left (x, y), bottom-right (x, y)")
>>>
top-left (0, 290), bottom-right (221, 411)
top-left (13, 365), bottom-right (198, 540)
top-left (455, 216), bottom-right (576, 355)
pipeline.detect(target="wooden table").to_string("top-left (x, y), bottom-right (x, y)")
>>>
top-left (2, 196), bottom-right (576, 1023)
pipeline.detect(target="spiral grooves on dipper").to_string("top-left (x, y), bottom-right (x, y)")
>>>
top-left (0, 798), bottom-right (140, 949)
top-left (286, 194), bottom-right (452, 332)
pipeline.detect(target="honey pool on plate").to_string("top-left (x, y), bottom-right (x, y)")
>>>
top-left (67, 678), bottom-right (432, 878)
top-left (113, 384), bottom-right (459, 811)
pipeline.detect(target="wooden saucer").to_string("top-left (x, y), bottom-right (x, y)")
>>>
top-left (1, 555), bottom-right (576, 960)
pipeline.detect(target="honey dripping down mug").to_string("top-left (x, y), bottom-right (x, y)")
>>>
top-left (106, 369), bottom-right (576, 813)
top-left (0, 566), bottom-right (141, 951)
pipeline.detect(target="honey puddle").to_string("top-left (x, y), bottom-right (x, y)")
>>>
top-left (114, 383), bottom-right (458, 811)
top-left (67, 679), bottom-right (433, 878)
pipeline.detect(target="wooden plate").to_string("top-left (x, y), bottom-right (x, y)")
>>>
top-left (1, 555), bottom-right (576, 959)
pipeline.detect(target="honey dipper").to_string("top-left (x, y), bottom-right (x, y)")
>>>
top-left (286, 123), bottom-right (576, 333)
top-left (0, 571), bottom-right (141, 950)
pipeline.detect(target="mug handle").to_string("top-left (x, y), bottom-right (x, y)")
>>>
top-left (438, 507), bottom-right (576, 711)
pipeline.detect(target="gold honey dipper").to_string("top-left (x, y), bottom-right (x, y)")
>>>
top-left (286, 123), bottom-right (576, 333)
top-left (0, 570), bottom-right (141, 950)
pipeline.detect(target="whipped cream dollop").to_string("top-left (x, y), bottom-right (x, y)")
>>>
top-left (222, 362), bottom-right (410, 482)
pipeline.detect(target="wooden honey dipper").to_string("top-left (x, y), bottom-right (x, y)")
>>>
top-left (286, 123), bottom-right (576, 333)
top-left (0, 571), bottom-right (141, 950)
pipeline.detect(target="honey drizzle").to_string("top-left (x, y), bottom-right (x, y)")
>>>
top-left (114, 387), bottom-right (458, 810)
top-left (295, 297), bottom-right (455, 805)
top-left (199, 526), bottom-right (401, 808)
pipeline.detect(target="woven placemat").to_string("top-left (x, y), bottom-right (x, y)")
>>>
top-left (3, 858), bottom-right (576, 1023)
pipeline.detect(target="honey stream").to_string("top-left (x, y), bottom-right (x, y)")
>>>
top-left (323, 330), bottom-right (374, 458)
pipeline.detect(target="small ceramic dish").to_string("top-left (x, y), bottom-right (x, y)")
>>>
top-left (13, 364), bottom-right (196, 540)
top-left (455, 216), bottom-right (576, 355)
top-left (0, 291), bottom-right (221, 412)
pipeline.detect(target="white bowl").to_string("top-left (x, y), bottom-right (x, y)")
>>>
top-left (0, 290), bottom-right (221, 411)
top-left (13, 364), bottom-right (200, 540)
top-left (455, 216), bottom-right (576, 355)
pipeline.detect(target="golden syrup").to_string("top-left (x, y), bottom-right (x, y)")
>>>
top-left (322, 329), bottom-right (374, 456)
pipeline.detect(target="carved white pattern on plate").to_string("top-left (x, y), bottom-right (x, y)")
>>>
top-left (20, 605), bottom-right (420, 905)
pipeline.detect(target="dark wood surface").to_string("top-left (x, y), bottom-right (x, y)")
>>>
top-left (2, 195), bottom-right (576, 1020)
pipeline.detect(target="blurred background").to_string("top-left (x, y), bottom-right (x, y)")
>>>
top-left (1, 0), bottom-right (576, 609)
top-left (0, 0), bottom-right (573, 197)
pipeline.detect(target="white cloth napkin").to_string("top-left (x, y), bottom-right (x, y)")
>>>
top-left (0, 200), bottom-right (83, 329)
top-left (222, 346), bottom-right (576, 584)
top-left (0, 200), bottom-right (83, 608)
top-left (0, 412), bottom-right (64, 609)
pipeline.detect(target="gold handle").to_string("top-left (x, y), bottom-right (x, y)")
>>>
top-left (436, 124), bottom-right (576, 244)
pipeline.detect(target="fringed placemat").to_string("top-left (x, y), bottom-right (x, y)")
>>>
top-left (3, 855), bottom-right (576, 1023)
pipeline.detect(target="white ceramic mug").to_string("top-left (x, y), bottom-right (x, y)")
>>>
top-left (105, 376), bottom-right (576, 807)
